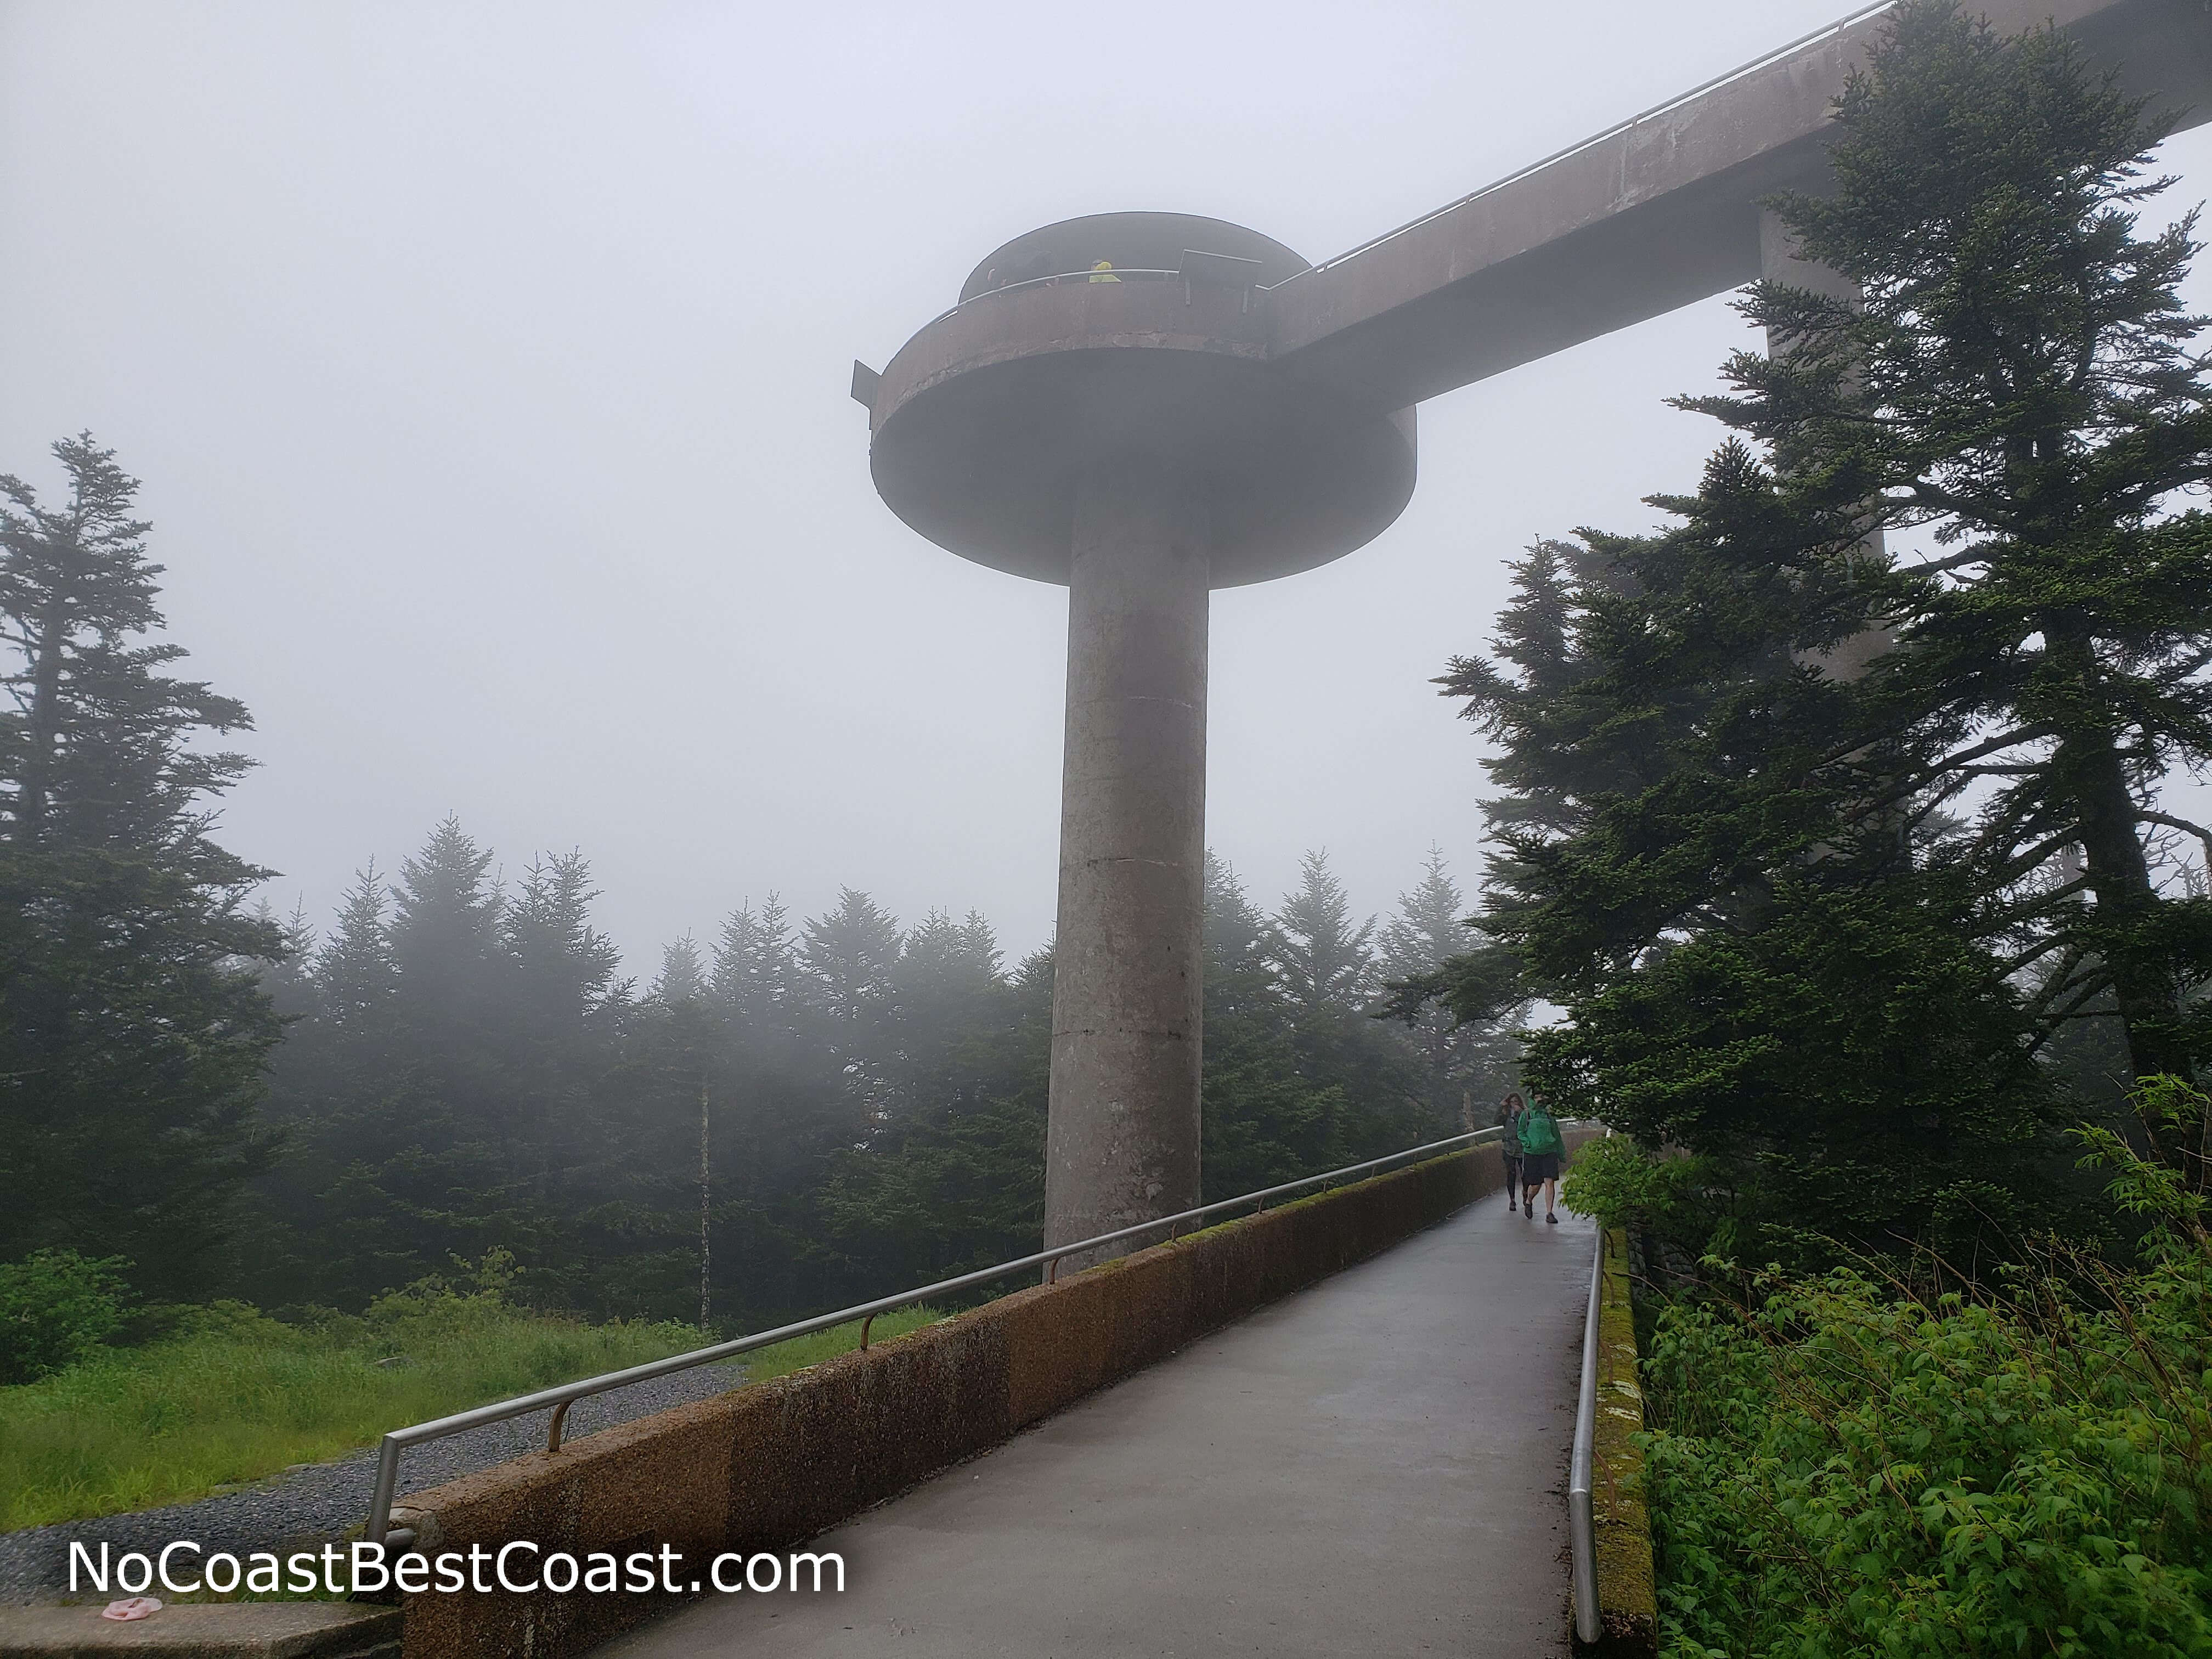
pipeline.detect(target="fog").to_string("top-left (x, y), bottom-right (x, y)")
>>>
top-left (4, 0), bottom-right (2207, 964)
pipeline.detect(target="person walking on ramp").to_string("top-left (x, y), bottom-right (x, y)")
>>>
top-left (1517, 1092), bottom-right (1565, 1224)
top-left (1497, 1092), bottom-right (1527, 1208)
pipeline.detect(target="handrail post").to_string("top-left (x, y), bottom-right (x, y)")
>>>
top-left (1569, 1227), bottom-right (1604, 1645)
top-left (366, 1435), bottom-right (400, 1547)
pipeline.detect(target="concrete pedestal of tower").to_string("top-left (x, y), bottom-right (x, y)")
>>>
top-left (1042, 467), bottom-right (1210, 1263)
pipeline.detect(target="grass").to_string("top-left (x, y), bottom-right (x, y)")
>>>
top-left (736, 1305), bottom-right (941, 1384)
top-left (0, 1274), bottom-right (943, 1532)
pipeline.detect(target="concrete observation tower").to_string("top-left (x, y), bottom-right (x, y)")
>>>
top-left (860, 213), bottom-right (1417, 1258)
top-left (851, 0), bottom-right (2208, 1264)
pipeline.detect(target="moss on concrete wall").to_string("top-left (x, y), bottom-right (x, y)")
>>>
top-left (1587, 1226), bottom-right (1657, 1657)
top-left (393, 1144), bottom-right (1509, 1659)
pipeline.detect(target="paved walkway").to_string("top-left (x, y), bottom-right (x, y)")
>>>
top-left (605, 1190), bottom-right (1596, 1658)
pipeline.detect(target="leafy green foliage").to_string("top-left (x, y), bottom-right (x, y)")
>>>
top-left (1559, 1136), bottom-right (1708, 1241)
top-left (0, 1249), bottom-right (132, 1384)
top-left (1639, 1124), bottom-right (2212, 1657)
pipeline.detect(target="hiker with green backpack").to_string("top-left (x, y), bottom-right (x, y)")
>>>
top-left (1517, 1092), bottom-right (1565, 1224)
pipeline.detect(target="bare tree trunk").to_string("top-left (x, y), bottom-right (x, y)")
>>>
top-left (2046, 630), bottom-right (2191, 1082)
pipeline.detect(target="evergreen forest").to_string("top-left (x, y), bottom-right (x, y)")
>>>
top-left (0, 437), bottom-right (1515, 1339)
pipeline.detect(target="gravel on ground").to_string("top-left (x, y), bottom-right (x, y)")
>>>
top-left (0, 1362), bottom-right (746, 1604)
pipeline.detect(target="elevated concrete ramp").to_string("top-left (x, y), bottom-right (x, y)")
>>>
top-left (1270, 0), bottom-right (2211, 411)
top-left (604, 1195), bottom-right (1596, 1658)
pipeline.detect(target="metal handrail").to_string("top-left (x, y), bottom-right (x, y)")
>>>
top-left (364, 1123), bottom-right (1542, 1544)
top-left (1568, 1224), bottom-right (1604, 1644)
top-left (1267, 0), bottom-right (1898, 290)
top-left (917, 267), bottom-right (1186, 330)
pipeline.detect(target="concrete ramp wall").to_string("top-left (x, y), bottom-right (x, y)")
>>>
top-left (391, 1143), bottom-right (1545, 1658)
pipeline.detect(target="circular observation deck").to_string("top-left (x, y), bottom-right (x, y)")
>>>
top-left (865, 213), bottom-right (1417, 589)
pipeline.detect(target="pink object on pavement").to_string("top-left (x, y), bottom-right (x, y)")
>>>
top-left (100, 1597), bottom-right (162, 1621)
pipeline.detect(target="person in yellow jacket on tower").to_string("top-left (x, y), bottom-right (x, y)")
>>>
top-left (1088, 259), bottom-right (1120, 283)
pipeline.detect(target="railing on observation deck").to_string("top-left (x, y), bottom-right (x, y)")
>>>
top-left (918, 267), bottom-right (1216, 331)
top-left (366, 1122), bottom-right (1593, 1546)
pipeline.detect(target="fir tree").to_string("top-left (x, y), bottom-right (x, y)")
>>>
top-left (315, 861), bottom-right (398, 1025)
top-left (653, 935), bottom-right (707, 1006)
top-left (390, 816), bottom-right (502, 1040)
top-left (1434, 447), bottom-right (2070, 1262)
top-left (1376, 847), bottom-right (1467, 984)
top-left (1440, 539), bottom-right (1647, 849)
top-left (247, 834), bottom-right (1492, 1321)
top-left (1376, 848), bottom-right (1525, 1122)
top-left (506, 850), bottom-right (622, 1030)
top-left (712, 894), bottom-right (798, 1029)
top-left (1203, 851), bottom-right (1271, 983)
top-left (811, 943), bottom-right (1051, 1288)
top-left (1266, 850), bottom-right (1377, 1013)
top-left (255, 899), bottom-right (318, 1019)
top-left (1201, 851), bottom-right (1434, 1194)
top-left (898, 909), bottom-right (1001, 1001)
top-left (800, 889), bottom-right (902, 1021)
top-left (1696, 0), bottom-right (2212, 1081)
top-left (0, 437), bottom-right (284, 1300)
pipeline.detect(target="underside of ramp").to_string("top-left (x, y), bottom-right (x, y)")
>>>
top-left (602, 1198), bottom-right (1596, 1658)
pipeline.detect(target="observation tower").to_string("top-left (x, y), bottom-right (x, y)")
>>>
top-left (858, 212), bottom-right (1416, 1259)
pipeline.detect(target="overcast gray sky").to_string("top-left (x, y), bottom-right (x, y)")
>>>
top-left (5, 1), bottom-right (2208, 970)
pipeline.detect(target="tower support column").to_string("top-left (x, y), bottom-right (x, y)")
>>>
top-left (1043, 461), bottom-right (1209, 1263)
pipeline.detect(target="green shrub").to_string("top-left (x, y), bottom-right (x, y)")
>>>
top-left (0, 1250), bottom-right (132, 1383)
top-left (1561, 1135), bottom-right (1713, 1236)
top-left (1638, 1122), bottom-right (2212, 1657)
top-left (362, 1246), bottom-right (525, 1352)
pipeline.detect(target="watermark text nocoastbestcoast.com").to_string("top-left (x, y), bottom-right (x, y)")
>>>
top-left (68, 1540), bottom-right (845, 1598)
